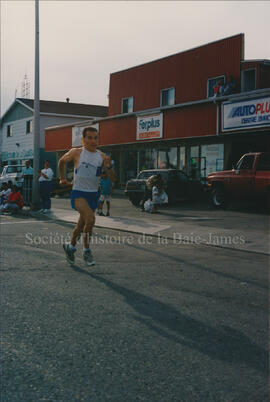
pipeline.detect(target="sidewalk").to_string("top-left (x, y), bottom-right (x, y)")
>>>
top-left (22, 196), bottom-right (270, 256)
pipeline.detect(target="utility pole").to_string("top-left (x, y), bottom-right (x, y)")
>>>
top-left (32, 0), bottom-right (40, 209)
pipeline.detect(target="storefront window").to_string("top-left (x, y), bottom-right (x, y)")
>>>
top-left (139, 149), bottom-right (157, 171)
top-left (123, 150), bottom-right (138, 182)
top-left (157, 148), bottom-right (177, 169)
top-left (201, 144), bottom-right (224, 176)
top-left (179, 147), bottom-right (185, 171)
top-left (190, 146), bottom-right (200, 179)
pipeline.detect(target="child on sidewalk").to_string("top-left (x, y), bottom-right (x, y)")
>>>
top-left (97, 171), bottom-right (112, 216)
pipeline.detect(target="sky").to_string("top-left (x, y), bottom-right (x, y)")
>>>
top-left (1, 1), bottom-right (270, 116)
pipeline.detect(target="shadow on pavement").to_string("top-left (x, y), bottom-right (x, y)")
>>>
top-left (70, 264), bottom-right (268, 375)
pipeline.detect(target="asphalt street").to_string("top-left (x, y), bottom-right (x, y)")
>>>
top-left (1, 210), bottom-right (269, 401)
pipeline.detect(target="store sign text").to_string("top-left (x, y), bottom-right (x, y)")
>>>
top-left (222, 97), bottom-right (270, 131)
top-left (137, 113), bottom-right (163, 140)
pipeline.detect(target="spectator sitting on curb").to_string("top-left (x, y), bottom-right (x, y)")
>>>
top-left (0, 182), bottom-right (12, 206)
top-left (97, 171), bottom-right (112, 216)
top-left (151, 184), bottom-right (168, 213)
top-left (141, 174), bottom-right (165, 213)
top-left (0, 185), bottom-right (24, 214)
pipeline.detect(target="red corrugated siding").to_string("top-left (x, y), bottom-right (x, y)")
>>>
top-left (164, 104), bottom-right (217, 139)
top-left (99, 103), bottom-right (217, 145)
top-left (45, 127), bottom-right (72, 151)
top-left (109, 34), bottom-right (243, 116)
top-left (99, 117), bottom-right (137, 146)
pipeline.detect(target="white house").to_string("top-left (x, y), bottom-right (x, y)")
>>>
top-left (0, 98), bottom-right (108, 171)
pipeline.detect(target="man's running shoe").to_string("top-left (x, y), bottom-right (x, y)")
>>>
top-left (83, 249), bottom-right (95, 266)
top-left (37, 209), bottom-right (44, 213)
top-left (106, 211), bottom-right (110, 216)
top-left (63, 243), bottom-right (76, 264)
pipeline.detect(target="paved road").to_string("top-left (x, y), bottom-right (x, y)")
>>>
top-left (1, 213), bottom-right (268, 401)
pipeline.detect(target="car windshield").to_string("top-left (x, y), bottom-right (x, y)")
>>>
top-left (138, 171), bottom-right (169, 180)
top-left (6, 166), bottom-right (22, 173)
top-left (138, 171), bottom-right (155, 179)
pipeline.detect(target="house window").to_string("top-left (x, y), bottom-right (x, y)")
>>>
top-left (122, 97), bottom-right (133, 113)
top-left (26, 120), bottom-right (33, 134)
top-left (7, 124), bottom-right (13, 137)
top-left (207, 75), bottom-right (225, 97)
top-left (241, 69), bottom-right (256, 92)
top-left (161, 88), bottom-right (175, 106)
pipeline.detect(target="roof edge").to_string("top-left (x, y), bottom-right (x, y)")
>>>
top-left (110, 33), bottom-right (244, 76)
top-left (0, 98), bottom-right (34, 124)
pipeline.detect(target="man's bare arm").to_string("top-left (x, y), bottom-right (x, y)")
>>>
top-left (58, 148), bottom-right (79, 186)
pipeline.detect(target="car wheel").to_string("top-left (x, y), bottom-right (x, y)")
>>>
top-left (129, 194), bottom-right (142, 206)
top-left (211, 187), bottom-right (229, 209)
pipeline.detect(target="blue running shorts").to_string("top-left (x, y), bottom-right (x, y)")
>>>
top-left (71, 190), bottom-right (99, 211)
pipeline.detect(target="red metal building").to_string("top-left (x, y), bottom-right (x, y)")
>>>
top-left (45, 34), bottom-right (270, 186)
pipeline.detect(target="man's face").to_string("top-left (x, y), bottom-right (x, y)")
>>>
top-left (44, 162), bottom-right (50, 169)
top-left (83, 131), bottom-right (98, 151)
top-left (25, 161), bottom-right (29, 168)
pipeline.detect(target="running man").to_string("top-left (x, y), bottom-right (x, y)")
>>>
top-left (58, 127), bottom-right (116, 266)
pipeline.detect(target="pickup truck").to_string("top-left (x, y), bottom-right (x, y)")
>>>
top-left (0, 165), bottom-right (23, 187)
top-left (207, 152), bottom-right (270, 209)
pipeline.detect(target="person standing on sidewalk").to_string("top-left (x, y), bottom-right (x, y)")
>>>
top-left (22, 160), bottom-right (33, 178)
top-left (38, 160), bottom-right (54, 213)
top-left (97, 171), bottom-right (112, 217)
top-left (22, 160), bottom-right (33, 206)
top-left (58, 127), bottom-right (116, 266)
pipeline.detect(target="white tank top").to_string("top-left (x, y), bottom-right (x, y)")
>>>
top-left (73, 147), bottom-right (103, 192)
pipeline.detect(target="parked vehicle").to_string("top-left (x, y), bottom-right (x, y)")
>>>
top-left (0, 165), bottom-right (23, 187)
top-left (207, 152), bottom-right (270, 209)
top-left (125, 169), bottom-right (204, 206)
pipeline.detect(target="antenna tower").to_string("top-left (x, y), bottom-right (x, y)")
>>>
top-left (21, 74), bottom-right (30, 98)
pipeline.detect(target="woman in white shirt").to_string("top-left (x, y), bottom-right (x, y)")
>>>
top-left (38, 160), bottom-right (54, 213)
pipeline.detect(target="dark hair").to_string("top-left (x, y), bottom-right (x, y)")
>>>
top-left (13, 185), bottom-right (19, 191)
top-left (82, 127), bottom-right (98, 138)
top-left (44, 160), bottom-right (50, 164)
